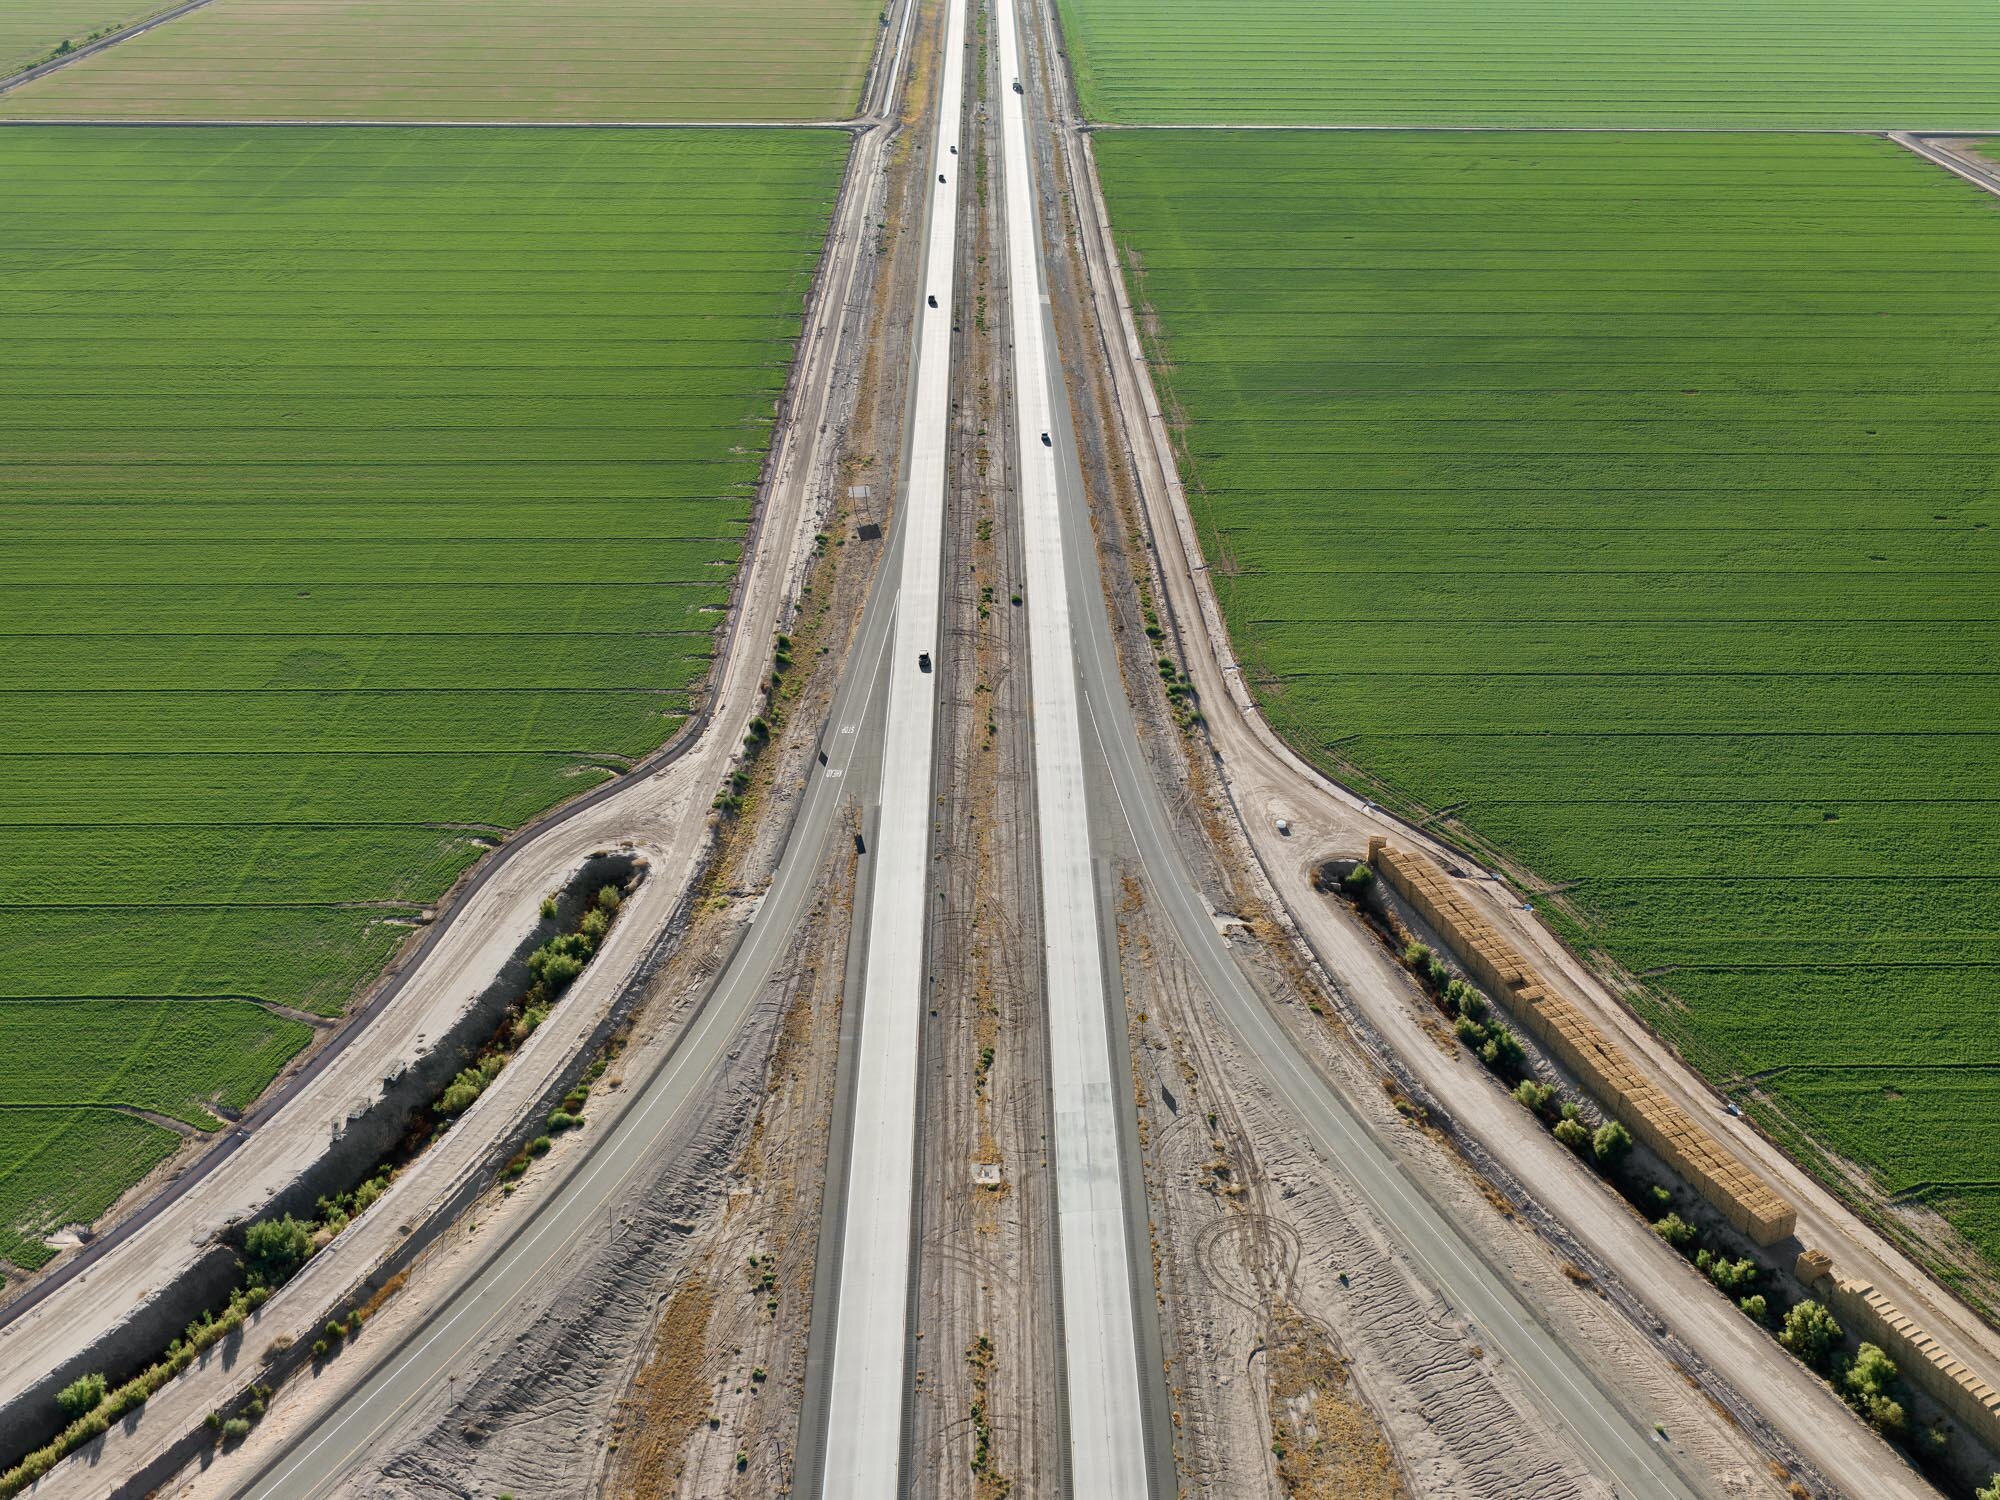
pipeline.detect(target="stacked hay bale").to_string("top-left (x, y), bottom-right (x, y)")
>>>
top-left (1366, 838), bottom-right (1795, 1246)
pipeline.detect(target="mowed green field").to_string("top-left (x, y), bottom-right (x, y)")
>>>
top-left (1097, 131), bottom-right (2000, 1265)
top-left (0, 125), bottom-right (846, 1266)
top-left (0, 1), bottom-right (164, 76)
top-left (0, 0), bottom-right (882, 120)
top-left (1056, 0), bottom-right (2000, 127)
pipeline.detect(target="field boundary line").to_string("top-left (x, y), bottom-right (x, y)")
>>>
top-left (0, 116), bottom-right (863, 130)
top-left (1083, 121), bottom-right (1898, 134)
top-left (0, 0), bottom-right (216, 96)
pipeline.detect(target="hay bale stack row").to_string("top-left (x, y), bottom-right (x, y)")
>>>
top-left (1366, 838), bottom-right (1795, 1246)
top-left (1796, 1252), bottom-right (2000, 1449)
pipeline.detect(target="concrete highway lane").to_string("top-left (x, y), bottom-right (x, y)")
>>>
top-left (811, 0), bottom-right (966, 1487)
top-left (994, 0), bottom-right (1156, 1492)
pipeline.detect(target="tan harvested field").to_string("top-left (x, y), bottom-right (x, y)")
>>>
top-left (0, 1), bottom-right (166, 76)
top-left (0, 0), bottom-right (884, 120)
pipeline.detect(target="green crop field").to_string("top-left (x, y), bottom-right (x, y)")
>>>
top-left (0, 0), bottom-right (882, 120)
top-left (0, 2), bottom-right (166, 77)
top-left (0, 124), bottom-right (845, 1267)
top-left (1056, 0), bottom-right (2000, 127)
top-left (1097, 130), bottom-right (2000, 1266)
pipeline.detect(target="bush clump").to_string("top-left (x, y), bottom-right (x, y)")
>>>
top-left (1652, 1212), bottom-right (1696, 1250)
top-left (1512, 1078), bottom-right (1556, 1116)
top-left (1553, 1118), bottom-right (1590, 1154)
top-left (242, 1214), bottom-right (314, 1289)
top-left (55, 1373), bottom-right (104, 1420)
top-left (1591, 1119), bottom-right (1633, 1166)
top-left (1445, 977), bottom-right (1485, 1021)
top-left (1779, 1299), bottom-right (1843, 1373)
top-left (438, 1053), bottom-right (507, 1116)
top-left (1696, 1249), bottom-right (1759, 1295)
top-left (1843, 1342), bottom-right (1907, 1436)
top-left (1479, 1025), bottom-right (1524, 1074)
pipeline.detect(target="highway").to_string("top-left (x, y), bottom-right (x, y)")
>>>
top-left (993, 0), bottom-right (1156, 1493)
top-left (812, 0), bottom-right (966, 1487)
top-left (1006, 0), bottom-right (1707, 1492)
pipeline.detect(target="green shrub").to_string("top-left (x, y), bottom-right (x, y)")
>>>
top-left (1446, 978), bottom-right (1485, 1020)
top-left (1340, 863), bottom-right (1375, 897)
top-left (1697, 1251), bottom-right (1759, 1295)
top-left (1553, 1118), bottom-right (1590, 1154)
top-left (55, 1372), bottom-right (105, 1419)
top-left (1512, 1079), bottom-right (1556, 1116)
top-left (1652, 1212), bottom-right (1696, 1250)
top-left (529, 1135), bottom-right (553, 1156)
top-left (242, 1214), bottom-right (314, 1289)
top-left (1479, 1026), bottom-right (1524, 1073)
top-left (1452, 1014), bottom-right (1487, 1048)
top-left (547, 1110), bottom-right (583, 1132)
top-left (222, 1417), bottom-right (251, 1442)
top-left (1843, 1342), bottom-right (1906, 1434)
top-left (539, 895), bottom-right (558, 921)
top-left (1779, 1299), bottom-right (1843, 1373)
top-left (1402, 940), bottom-right (1432, 970)
top-left (438, 1054), bottom-right (506, 1116)
top-left (1977, 1475), bottom-right (2000, 1500)
top-left (1591, 1119), bottom-right (1633, 1166)
top-left (1739, 1294), bottom-right (1768, 1323)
